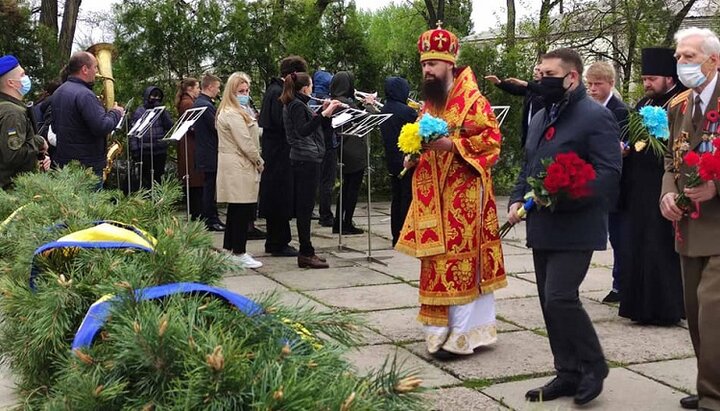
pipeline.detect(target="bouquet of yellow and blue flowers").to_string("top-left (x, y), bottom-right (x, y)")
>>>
top-left (623, 105), bottom-right (670, 156)
top-left (397, 113), bottom-right (449, 177)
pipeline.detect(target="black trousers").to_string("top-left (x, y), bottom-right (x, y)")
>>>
top-left (292, 160), bottom-right (320, 256)
top-left (532, 249), bottom-right (607, 383)
top-left (202, 171), bottom-right (221, 225)
top-left (318, 147), bottom-right (337, 222)
top-left (390, 172), bottom-right (413, 246)
top-left (187, 186), bottom-right (203, 221)
top-left (335, 169), bottom-right (364, 227)
top-left (133, 152), bottom-right (167, 190)
top-left (608, 211), bottom-right (627, 292)
top-left (223, 203), bottom-right (255, 254)
top-left (264, 215), bottom-right (291, 252)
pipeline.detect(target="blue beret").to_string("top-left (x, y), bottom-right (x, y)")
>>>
top-left (0, 55), bottom-right (19, 77)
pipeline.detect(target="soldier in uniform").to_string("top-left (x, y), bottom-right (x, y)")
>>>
top-left (660, 28), bottom-right (720, 411)
top-left (0, 55), bottom-right (49, 190)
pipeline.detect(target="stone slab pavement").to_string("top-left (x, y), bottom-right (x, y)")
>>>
top-left (0, 199), bottom-right (697, 410)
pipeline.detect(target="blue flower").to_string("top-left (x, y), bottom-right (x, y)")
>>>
top-left (418, 113), bottom-right (449, 141)
top-left (639, 106), bottom-right (669, 140)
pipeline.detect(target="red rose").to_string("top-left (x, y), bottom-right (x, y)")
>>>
top-left (684, 151), bottom-right (701, 167)
top-left (699, 154), bottom-right (720, 181)
top-left (545, 127), bottom-right (556, 141)
top-left (707, 110), bottom-right (720, 123)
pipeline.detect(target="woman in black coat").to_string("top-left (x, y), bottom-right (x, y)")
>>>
top-left (280, 72), bottom-right (343, 269)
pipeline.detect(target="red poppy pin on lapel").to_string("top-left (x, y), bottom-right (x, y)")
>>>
top-left (545, 126), bottom-right (556, 141)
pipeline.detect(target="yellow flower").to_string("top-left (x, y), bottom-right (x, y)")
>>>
top-left (634, 140), bottom-right (647, 152)
top-left (397, 122), bottom-right (422, 155)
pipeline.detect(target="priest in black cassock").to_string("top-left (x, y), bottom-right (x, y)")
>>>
top-left (617, 47), bottom-right (686, 325)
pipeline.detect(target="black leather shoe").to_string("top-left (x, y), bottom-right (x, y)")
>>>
top-left (526, 377), bottom-right (578, 402)
top-left (271, 246), bottom-right (299, 257)
top-left (206, 223), bottom-right (225, 232)
top-left (298, 254), bottom-right (329, 269)
top-left (319, 218), bottom-right (334, 227)
top-left (246, 227), bottom-right (266, 240)
top-left (680, 395), bottom-right (699, 409)
top-left (332, 224), bottom-right (364, 235)
top-left (574, 367), bottom-right (609, 405)
top-left (602, 290), bottom-right (620, 303)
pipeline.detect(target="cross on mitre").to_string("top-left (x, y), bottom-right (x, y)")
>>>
top-left (434, 33), bottom-right (447, 47)
top-left (436, 20), bottom-right (443, 29)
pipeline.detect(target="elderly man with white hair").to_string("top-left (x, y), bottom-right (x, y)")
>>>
top-left (661, 27), bottom-right (720, 411)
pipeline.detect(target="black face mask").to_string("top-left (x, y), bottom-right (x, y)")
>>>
top-left (538, 73), bottom-right (570, 105)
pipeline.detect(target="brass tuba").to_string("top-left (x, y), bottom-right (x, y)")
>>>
top-left (87, 42), bottom-right (122, 182)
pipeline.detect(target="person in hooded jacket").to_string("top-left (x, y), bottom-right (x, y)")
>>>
top-left (130, 86), bottom-right (174, 190)
top-left (312, 70), bottom-right (336, 227)
top-left (379, 76), bottom-right (418, 246)
top-left (330, 71), bottom-right (371, 235)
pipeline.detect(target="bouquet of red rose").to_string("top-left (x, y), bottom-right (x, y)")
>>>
top-left (675, 139), bottom-right (720, 219)
top-left (499, 152), bottom-right (596, 238)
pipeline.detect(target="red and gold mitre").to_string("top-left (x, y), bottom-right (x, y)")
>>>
top-left (417, 21), bottom-right (460, 64)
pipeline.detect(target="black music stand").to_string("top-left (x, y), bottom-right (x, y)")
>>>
top-left (332, 109), bottom-right (393, 265)
top-left (162, 106), bottom-right (207, 221)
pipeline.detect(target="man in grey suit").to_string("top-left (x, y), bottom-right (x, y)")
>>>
top-left (508, 48), bottom-right (622, 405)
top-left (660, 27), bottom-right (720, 411)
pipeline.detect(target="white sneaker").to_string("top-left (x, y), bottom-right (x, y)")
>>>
top-left (231, 253), bottom-right (263, 269)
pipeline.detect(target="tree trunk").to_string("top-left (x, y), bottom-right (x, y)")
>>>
top-left (424, 0), bottom-right (437, 28)
top-left (506, 0), bottom-right (516, 49)
top-left (662, 0), bottom-right (698, 47)
top-left (58, 0), bottom-right (82, 58)
top-left (535, 0), bottom-right (558, 58)
top-left (39, 0), bottom-right (58, 33)
top-left (437, 0), bottom-right (445, 24)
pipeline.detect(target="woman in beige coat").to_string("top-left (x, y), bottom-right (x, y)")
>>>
top-left (216, 72), bottom-right (264, 269)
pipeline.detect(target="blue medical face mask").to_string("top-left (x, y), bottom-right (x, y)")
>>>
top-left (12, 75), bottom-right (31, 96)
top-left (677, 58), bottom-right (709, 89)
top-left (236, 95), bottom-right (249, 106)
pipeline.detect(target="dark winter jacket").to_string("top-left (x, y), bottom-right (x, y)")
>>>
top-left (494, 79), bottom-right (544, 147)
top-left (51, 76), bottom-right (122, 174)
top-left (379, 77), bottom-right (417, 176)
top-left (510, 84), bottom-right (622, 251)
top-left (130, 86), bottom-right (173, 155)
top-left (192, 93), bottom-right (218, 172)
top-left (283, 93), bottom-right (326, 163)
top-left (330, 71), bottom-right (367, 174)
top-left (258, 78), bottom-right (294, 219)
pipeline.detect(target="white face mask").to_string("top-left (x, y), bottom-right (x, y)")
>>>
top-left (677, 59), bottom-right (709, 89)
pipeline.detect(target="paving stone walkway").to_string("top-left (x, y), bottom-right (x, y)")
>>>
top-left (0, 198), bottom-right (696, 410)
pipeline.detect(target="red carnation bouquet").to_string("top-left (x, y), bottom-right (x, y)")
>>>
top-left (499, 152), bottom-right (596, 237)
top-left (675, 139), bottom-right (720, 219)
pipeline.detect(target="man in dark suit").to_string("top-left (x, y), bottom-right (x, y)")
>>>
top-left (193, 74), bottom-right (224, 232)
top-left (485, 65), bottom-right (544, 147)
top-left (660, 27), bottom-right (720, 411)
top-left (585, 61), bottom-right (629, 303)
top-left (508, 48), bottom-right (622, 405)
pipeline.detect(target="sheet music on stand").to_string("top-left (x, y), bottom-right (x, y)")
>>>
top-left (162, 106), bottom-right (207, 141)
top-left (333, 110), bottom-right (394, 266)
top-left (341, 113), bottom-right (392, 137)
top-left (113, 97), bottom-right (134, 132)
top-left (331, 108), bottom-right (366, 129)
top-left (128, 106), bottom-right (165, 138)
top-left (491, 105), bottom-right (510, 127)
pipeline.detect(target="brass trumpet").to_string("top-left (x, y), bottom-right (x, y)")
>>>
top-left (354, 90), bottom-right (383, 109)
top-left (87, 42), bottom-right (122, 182)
